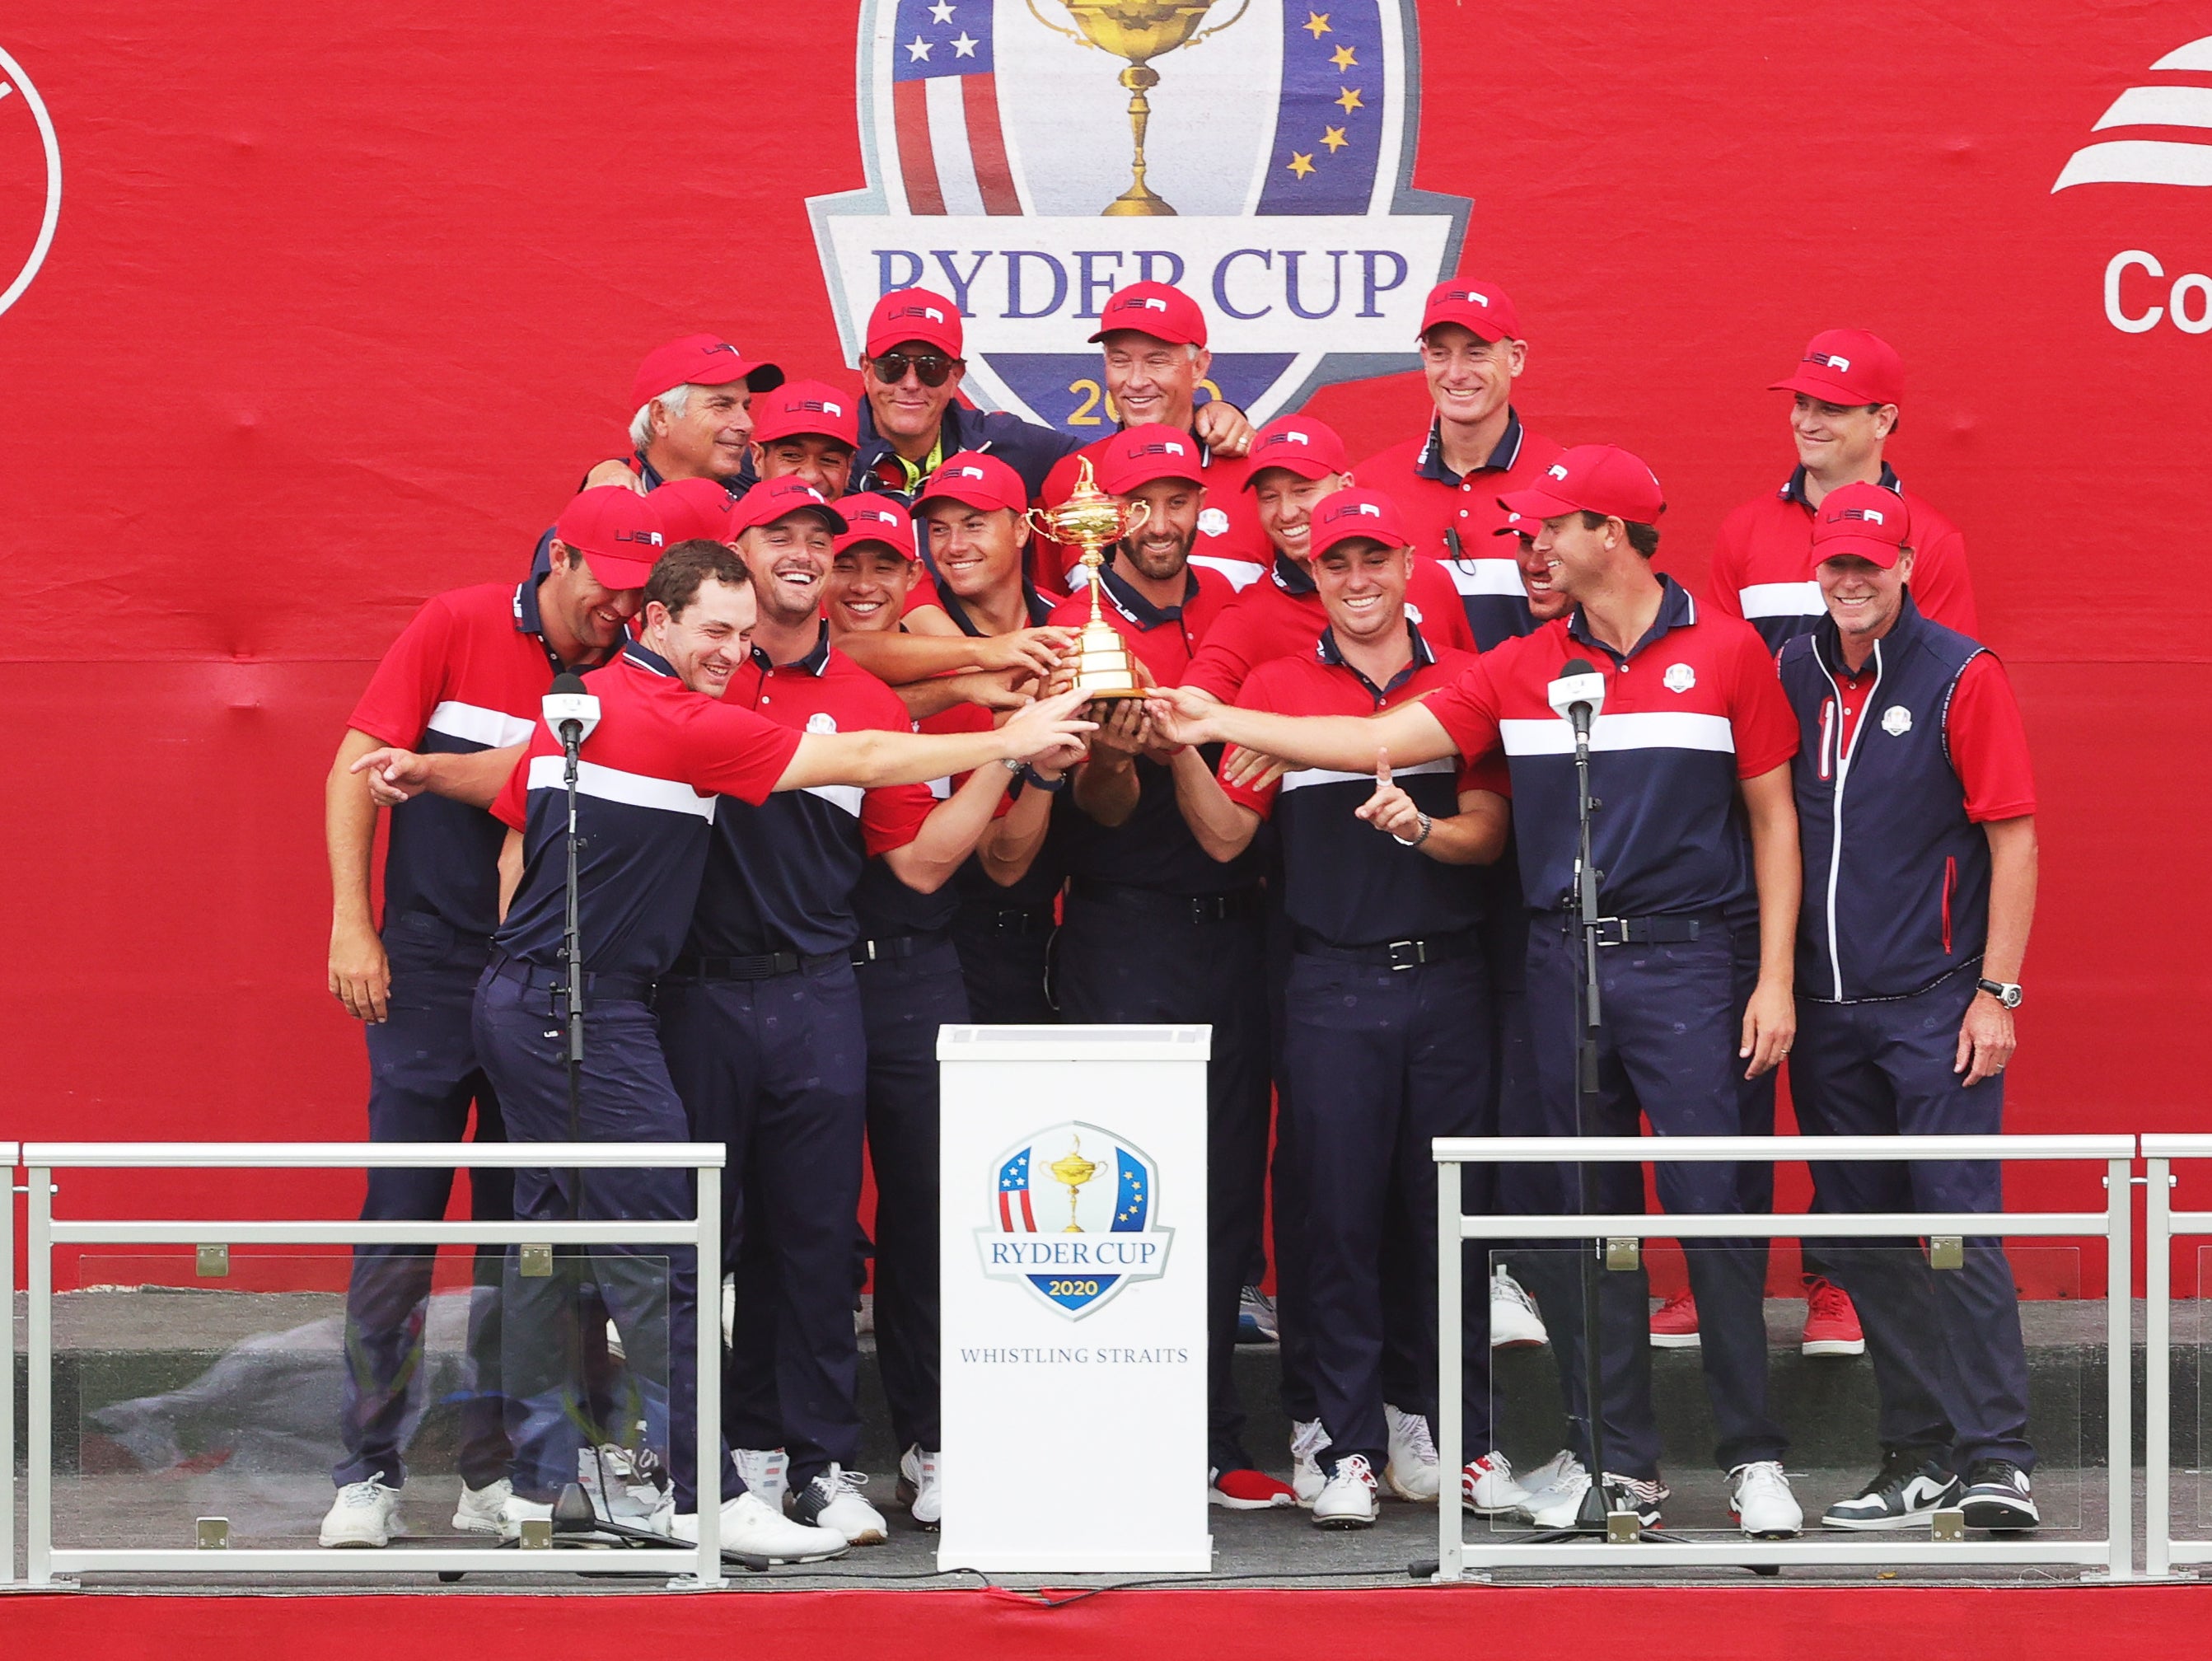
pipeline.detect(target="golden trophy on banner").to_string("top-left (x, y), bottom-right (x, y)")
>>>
top-left (1050, 1135), bottom-right (1100, 1233)
top-left (1028, 0), bottom-right (1251, 216)
top-left (1024, 458), bottom-right (1150, 700)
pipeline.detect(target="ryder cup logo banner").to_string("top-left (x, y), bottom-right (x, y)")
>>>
top-left (809, 0), bottom-right (1470, 430)
top-left (0, 46), bottom-right (60, 322)
top-left (977, 1121), bottom-right (1172, 1317)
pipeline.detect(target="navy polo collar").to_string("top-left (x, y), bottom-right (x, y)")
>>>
top-left (622, 638), bottom-right (678, 679)
top-left (1414, 409), bottom-right (1526, 486)
top-left (1317, 619), bottom-right (1435, 704)
top-left (1780, 460), bottom-right (1901, 508)
top-left (1097, 559), bottom-right (1196, 629)
top-left (751, 620), bottom-right (833, 676)
top-left (941, 578), bottom-right (1055, 638)
top-left (1568, 573), bottom-right (1698, 665)
top-left (1270, 552), bottom-right (1318, 597)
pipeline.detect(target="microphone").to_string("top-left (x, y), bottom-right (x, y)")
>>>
top-left (1546, 657), bottom-right (1606, 751)
top-left (543, 671), bottom-right (601, 751)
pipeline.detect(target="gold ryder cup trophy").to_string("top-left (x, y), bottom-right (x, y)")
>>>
top-left (1024, 458), bottom-right (1151, 700)
top-left (1050, 1135), bottom-right (1100, 1233)
top-left (1028, 0), bottom-right (1250, 216)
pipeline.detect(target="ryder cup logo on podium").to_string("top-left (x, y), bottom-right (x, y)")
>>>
top-left (809, 0), bottom-right (1471, 430)
top-left (979, 1122), bottom-right (1172, 1316)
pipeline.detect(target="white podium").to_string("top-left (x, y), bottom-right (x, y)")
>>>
top-left (936, 1024), bottom-right (1212, 1574)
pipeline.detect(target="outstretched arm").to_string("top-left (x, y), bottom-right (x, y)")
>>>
top-left (776, 690), bottom-right (1093, 792)
top-left (1143, 684), bottom-right (1461, 775)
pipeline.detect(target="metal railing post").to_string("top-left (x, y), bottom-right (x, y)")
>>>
top-left (2106, 1156), bottom-right (2135, 1579)
top-left (694, 1163), bottom-right (723, 1588)
top-left (2147, 1154), bottom-right (2172, 1579)
top-left (2, 1144), bottom-right (16, 1587)
top-left (27, 1166), bottom-right (51, 1586)
top-left (1435, 1156), bottom-right (1462, 1584)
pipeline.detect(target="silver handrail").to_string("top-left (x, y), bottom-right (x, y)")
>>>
top-left (1433, 1135), bottom-right (2133, 1582)
top-left (21, 1141), bottom-right (725, 1588)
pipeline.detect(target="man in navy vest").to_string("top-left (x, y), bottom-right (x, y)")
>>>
top-left (1776, 482), bottom-right (2040, 1533)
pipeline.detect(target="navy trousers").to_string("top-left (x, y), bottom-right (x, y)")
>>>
top-left (1054, 889), bottom-right (1273, 1473)
top-left (1282, 951), bottom-right (1496, 1473)
top-left (858, 938), bottom-right (969, 1453)
top-left (951, 901), bottom-right (1058, 1025)
top-left (471, 967), bottom-right (727, 1513)
top-left (1524, 920), bottom-right (1786, 1479)
top-left (1793, 971), bottom-right (2033, 1470)
top-left (659, 962), bottom-right (870, 1489)
top-left (334, 912), bottom-right (512, 1492)
top-left (1263, 892), bottom-right (1317, 1423)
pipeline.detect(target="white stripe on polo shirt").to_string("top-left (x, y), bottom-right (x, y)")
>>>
top-left (1444, 559), bottom-right (1531, 597)
top-left (802, 783), bottom-right (867, 818)
top-left (1738, 581), bottom-right (1822, 620)
top-left (1279, 756), bottom-right (1457, 793)
top-left (428, 699), bottom-right (536, 749)
top-left (1190, 554), bottom-right (1268, 591)
top-left (1499, 712), bottom-right (1737, 756)
top-left (526, 753), bottom-right (717, 820)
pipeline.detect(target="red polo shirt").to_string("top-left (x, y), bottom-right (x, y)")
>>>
top-left (1180, 554), bottom-right (1476, 701)
top-left (1709, 465), bottom-right (1978, 651)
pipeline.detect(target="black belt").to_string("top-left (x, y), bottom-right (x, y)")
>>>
top-left (1069, 878), bottom-right (1265, 925)
top-left (1293, 929), bottom-right (1484, 971)
top-left (1556, 910), bottom-right (1730, 947)
top-left (488, 954), bottom-right (655, 1004)
top-left (959, 901), bottom-right (1057, 937)
top-left (851, 931), bottom-right (952, 966)
top-left (666, 949), bottom-right (847, 982)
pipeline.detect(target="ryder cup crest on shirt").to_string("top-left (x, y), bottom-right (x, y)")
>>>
top-left (811, 1), bottom-right (1469, 431)
top-left (1664, 662), bottom-right (1696, 694)
top-left (976, 1121), bottom-right (1173, 1317)
top-left (1882, 704), bottom-right (1913, 736)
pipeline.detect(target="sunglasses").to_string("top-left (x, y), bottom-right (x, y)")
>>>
top-left (869, 350), bottom-right (957, 388)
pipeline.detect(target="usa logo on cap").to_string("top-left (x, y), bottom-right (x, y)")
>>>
top-left (1833, 505), bottom-right (1886, 525)
top-left (1807, 351), bottom-right (1853, 372)
top-left (811, 1), bottom-right (1469, 436)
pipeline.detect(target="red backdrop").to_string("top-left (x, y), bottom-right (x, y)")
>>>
top-left (1, 2), bottom-right (2204, 1290)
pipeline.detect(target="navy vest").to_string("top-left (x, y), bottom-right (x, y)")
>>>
top-left (1779, 593), bottom-right (1991, 1001)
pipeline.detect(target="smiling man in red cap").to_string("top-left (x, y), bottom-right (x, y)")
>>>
top-left (1044, 417), bottom-right (1290, 1517)
top-left (1709, 329), bottom-right (1976, 653)
top-left (746, 377), bottom-right (861, 501)
top-left (1354, 280), bottom-right (1566, 650)
top-left (1146, 442), bottom-right (1807, 1540)
top-left (1033, 281), bottom-right (1266, 591)
top-left (1181, 414), bottom-right (1476, 705)
top-left (1167, 484), bottom-right (1523, 1531)
top-left (317, 481), bottom-right (668, 1550)
top-left (851, 288), bottom-right (1083, 503)
top-left (1694, 329), bottom-right (1978, 1360)
top-left (1775, 480), bottom-right (2039, 1536)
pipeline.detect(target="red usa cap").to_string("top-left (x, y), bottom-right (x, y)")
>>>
top-left (1307, 487), bottom-right (1414, 560)
top-left (833, 492), bottom-right (918, 559)
top-left (1809, 480), bottom-right (1910, 568)
top-left (914, 450), bottom-right (1029, 516)
top-left (751, 378), bottom-right (860, 449)
top-left (866, 288), bottom-right (964, 358)
top-left (555, 487), bottom-right (667, 588)
top-left (1088, 281), bottom-right (1207, 348)
top-left (1243, 414), bottom-right (1349, 484)
top-left (726, 475), bottom-right (849, 539)
top-left (1096, 422), bottom-right (1205, 494)
top-left (1419, 279), bottom-right (1521, 343)
top-left (650, 476), bottom-right (738, 546)
top-left (1499, 444), bottom-right (1666, 526)
top-left (1770, 329), bottom-right (1904, 408)
top-left (630, 335), bottom-right (783, 409)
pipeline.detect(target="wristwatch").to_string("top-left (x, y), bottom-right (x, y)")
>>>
top-left (1019, 765), bottom-right (1069, 793)
top-left (1976, 978), bottom-right (2024, 1009)
top-left (1392, 812), bottom-right (1434, 849)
